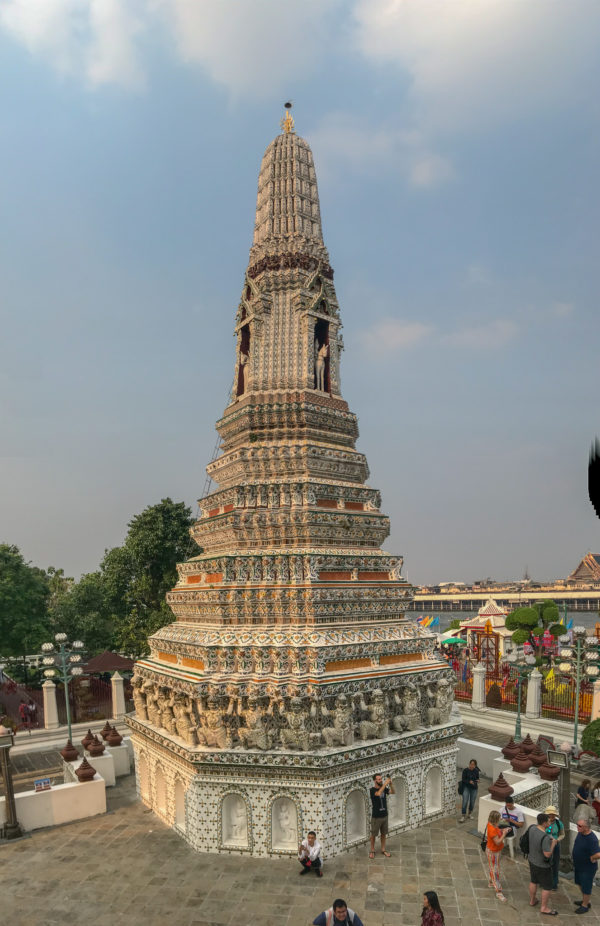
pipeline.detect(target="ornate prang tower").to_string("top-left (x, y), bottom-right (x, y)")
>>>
top-left (128, 107), bottom-right (461, 857)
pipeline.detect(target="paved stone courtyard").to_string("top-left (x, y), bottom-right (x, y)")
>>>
top-left (2, 773), bottom-right (600, 926)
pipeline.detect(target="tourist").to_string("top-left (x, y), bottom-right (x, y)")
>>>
top-left (592, 780), bottom-right (600, 824)
top-left (459, 758), bottom-right (480, 822)
top-left (369, 772), bottom-right (394, 858)
top-left (500, 797), bottom-right (525, 855)
top-left (527, 812), bottom-right (557, 915)
top-left (299, 830), bottom-right (323, 877)
top-left (313, 899), bottom-right (364, 926)
top-left (485, 810), bottom-right (507, 903)
top-left (18, 699), bottom-right (29, 730)
top-left (544, 805), bottom-right (565, 890)
top-left (27, 699), bottom-right (38, 728)
top-left (576, 778), bottom-right (592, 807)
top-left (572, 801), bottom-right (597, 827)
top-left (421, 890), bottom-right (445, 925)
top-left (572, 817), bottom-right (600, 914)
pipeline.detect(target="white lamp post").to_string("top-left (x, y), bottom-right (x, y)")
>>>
top-left (39, 635), bottom-right (86, 743)
top-left (505, 650), bottom-right (536, 741)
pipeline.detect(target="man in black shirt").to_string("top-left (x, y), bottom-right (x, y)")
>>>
top-left (369, 772), bottom-right (395, 858)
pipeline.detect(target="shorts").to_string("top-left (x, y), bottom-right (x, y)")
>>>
top-left (529, 862), bottom-right (553, 891)
top-left (574, 869), bottom-right (596, 896)
top-left (370, 816), bottom-right (389, 838)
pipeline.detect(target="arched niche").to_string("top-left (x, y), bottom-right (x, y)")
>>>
top-left (222, 793), bottom-right (249, 847)
top-left (271, 796), bottom-right (298, 850)
top-left (237, 324), bottom-right (251, 396)
top-left (155, 765), bottom-right (167, 815)
top-left (388, 777), bottom-right (407, 825)
top-left (138, 753), bottom-right (149, 803)
top-left (425, 766), bottom-right (442, 815)
top-left (345, 789), bottom-right (366, 844)
top-left (314, 319), bottom-right (330, 392)
top-left (174, 778), bottom-right (186, 830)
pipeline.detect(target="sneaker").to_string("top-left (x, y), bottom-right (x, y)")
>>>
top-left (459, 816), bottom-right (466, 823)
top-left (467, 813), bottom-right (473, 819)
top-left (576, 906), bottom-right (590, 914)
top-left (574, 901), bottom-right (591, 907)
top-left (496, 893), bottom-right (507, 903)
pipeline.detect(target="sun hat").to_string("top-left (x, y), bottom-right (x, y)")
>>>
top-left (544, 805), bottom-right (559, 816)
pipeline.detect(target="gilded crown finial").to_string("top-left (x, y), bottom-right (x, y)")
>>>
top-left (280, 101), bottom-right (295, 135)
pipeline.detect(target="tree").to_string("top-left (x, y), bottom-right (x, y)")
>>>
top-left (48, 570), bottom-right (115, 654)
top-left (505, 599), bottom-right (565, 659)
top-left (0, 544), bottom-right (50, 676)
top-left (102, 498), bottom-right (194, 657)
top-left (449, 619), bottom-right (462, 630)
top-left (582, 718), bottom-right (600, 756)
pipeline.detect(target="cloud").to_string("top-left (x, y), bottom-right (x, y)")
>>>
top-left (162, 0), bottom-right (343, 98)
top-left (361, 318), bottom-right (434, 354)
top-left (310, 112), bottom-right (454, 189)
top-left (0, 0), bottom-right (343, 94)
top-left (443, 318), bottom-right (518, 349)
top-left (352, 0), bottom-right (600, 137)
top-left (0, 0), bottom-right (145, 88)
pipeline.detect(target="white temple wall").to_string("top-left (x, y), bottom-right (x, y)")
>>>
top-left (132, 734), bottom-right (457, 858)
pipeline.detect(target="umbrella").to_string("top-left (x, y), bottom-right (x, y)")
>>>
top-left (442, 637), bottom-right (467, 645)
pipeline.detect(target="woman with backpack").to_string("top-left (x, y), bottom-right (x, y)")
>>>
top-left (485, 809), bottom-right (507, 903)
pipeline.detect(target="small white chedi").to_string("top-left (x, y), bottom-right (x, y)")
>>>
top-left (127, 108), bottom-right (461, 857)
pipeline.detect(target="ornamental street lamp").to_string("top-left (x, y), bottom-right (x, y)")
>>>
top-left (0, 721), bottom-right (22, 840)
top-left (505, 651), bottom-right (537, 742)
top-left (40, 634), bottom-right (86, 743)
top-left (557, 626), bottom-right (600, 747)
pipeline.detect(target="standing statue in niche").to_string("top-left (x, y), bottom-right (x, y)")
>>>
top-left (427, 679), bottom-right (453, 726)
top-left (226, 795), bottom-right (248, 844)
top-left (391, 689), bottom-right (409, 733)
top-left (239, 351), bottom-right (249, 395)
top-left (157, 688), bottom-right (177, 734)
top-left (315, 341), bottom-right (328, 391)
top-left (144, 682), bottom-right (161, 727)
top-left (276, 801), bottom-right (297, 845)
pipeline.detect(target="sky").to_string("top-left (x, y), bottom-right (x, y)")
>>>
top-left (0, 0), bottom-right (599, 587)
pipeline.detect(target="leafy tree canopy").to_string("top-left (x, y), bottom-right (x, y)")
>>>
top-left (0, 544), bottom-right (50, 660)
top-left (449, 619), bottom-right (462, 630)
top-left (103, 498), bottom-right (194, 657)
top-left (582, 718), bottom-right (600, 756)
top-left (506, 600), bottom-right (566, 656)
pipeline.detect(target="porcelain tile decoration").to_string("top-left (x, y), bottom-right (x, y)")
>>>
top-left (127, 110), bottom-right (461, 857)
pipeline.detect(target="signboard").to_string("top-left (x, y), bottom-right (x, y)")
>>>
top-left (34, 777), bottom-right (51, 792)
top-left (547, 750), bottom-right (569, 768)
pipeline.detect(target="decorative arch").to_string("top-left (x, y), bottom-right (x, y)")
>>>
top-left (154, 763), bottom-right (167, 817)
top-left (423, 763), bottom-right (443, 816)
top-left (173, 775), bottom-right (186, 831)
top-left (267, 792), bottom-right (302, 855)
top-left (387, 773), bottom-right (408, 826)
top-left (219, 790), bottom-right (252, 850)
top-left (137, 751), bottom-right (150, 804)
top-left (344, 787), bottom-right (369, 846)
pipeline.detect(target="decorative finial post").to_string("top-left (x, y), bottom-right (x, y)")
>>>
top-left (280, 101), bottom-right (295, 135)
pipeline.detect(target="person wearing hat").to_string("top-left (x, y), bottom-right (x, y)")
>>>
top-left (544, 806), bottom-right (565, 890)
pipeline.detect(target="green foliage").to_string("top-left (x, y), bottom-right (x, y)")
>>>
top-left (0, 544), bottom-right (50, 662)
top-left (506, 600), bottom-right (562, 656)
top-left (449, 619), bottom-right (462, 630)
top-left (48, 570), bottom-right (115, 654)
top-left (582, 718), bottom-right (600, 756)
top-left (103, 498), bottom-right (194, 658)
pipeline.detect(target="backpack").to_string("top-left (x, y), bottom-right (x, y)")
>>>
top-left (519, 825), bottom-right (532, 858)
top-left (325, 908), bottom-right (355, 926)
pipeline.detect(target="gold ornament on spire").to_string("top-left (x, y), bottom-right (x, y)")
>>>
top-left (280, 101), bottom-right (295, 134)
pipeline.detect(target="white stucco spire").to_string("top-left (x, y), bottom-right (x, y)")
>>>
top-left (252, 129), bottom-right (324, 247)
